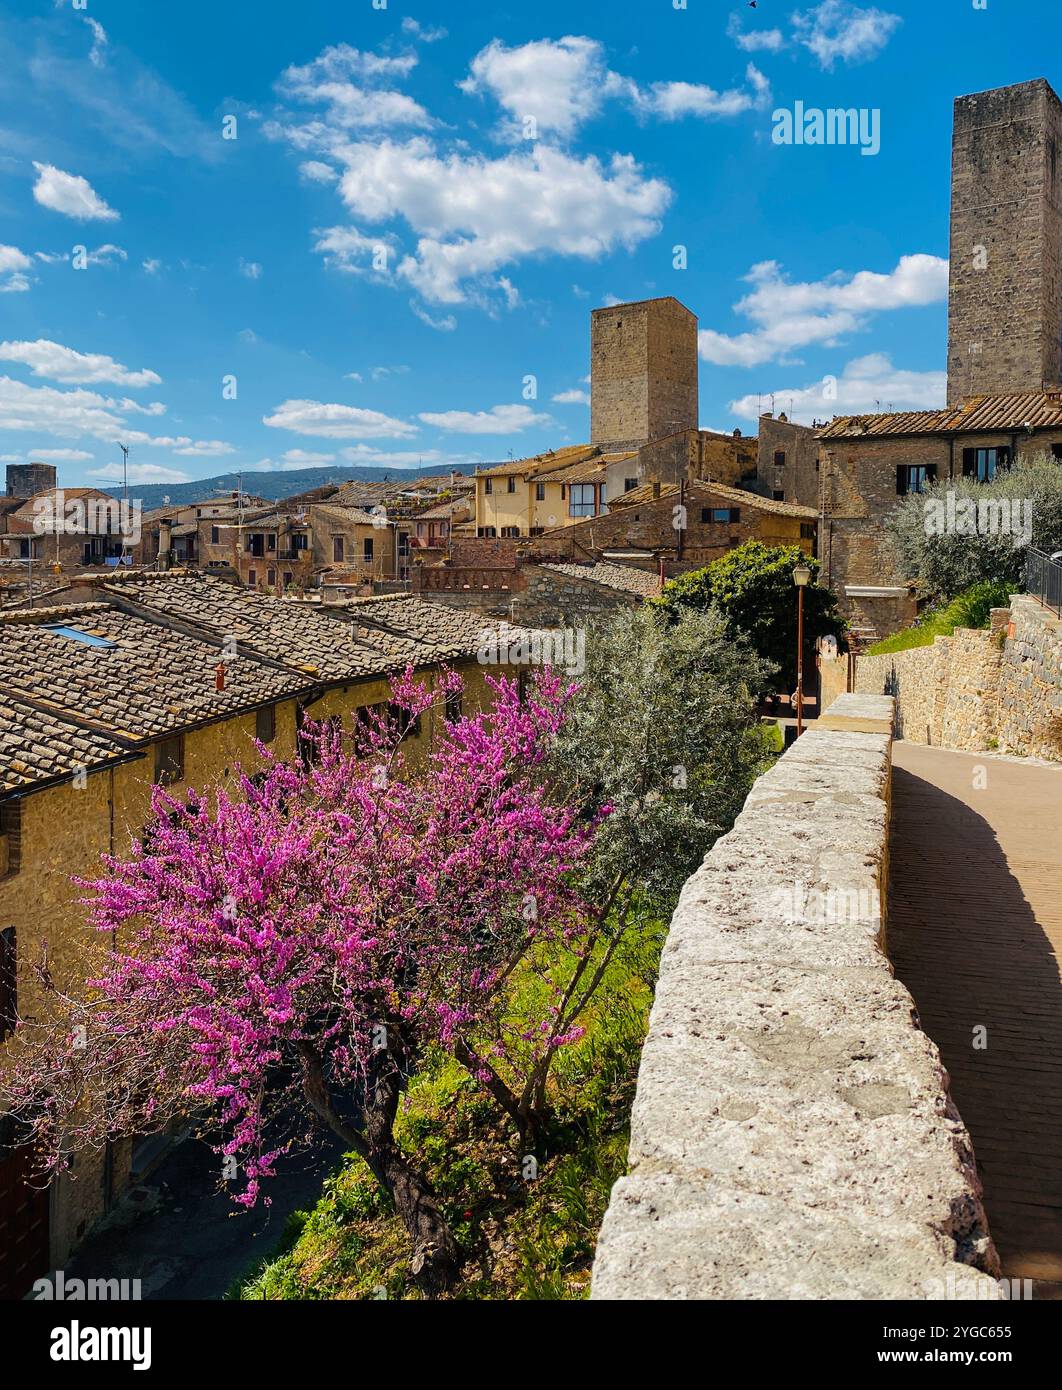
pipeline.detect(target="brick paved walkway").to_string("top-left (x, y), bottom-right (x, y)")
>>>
top-left (888, 743), bottom-right (1062, 1294)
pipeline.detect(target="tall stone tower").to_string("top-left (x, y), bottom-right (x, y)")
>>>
top-left (5, 462), bottom-right (57, 498)
top-left (947, 79), bottom-right (1062, 406)
top-left (590, 297), bottom-right (698, 451)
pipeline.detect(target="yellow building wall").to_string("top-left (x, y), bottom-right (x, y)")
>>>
top-left (0, 661), bottom-right (499, 1267)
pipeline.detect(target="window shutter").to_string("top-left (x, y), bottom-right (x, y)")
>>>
top-left (998, 446), bottom-right (1012, 470)
top-left (896, 466), bottom-right (906, 494)
top-left (961, 448), bottom-right (976, 478)
top-left (730, 508), bottom-right (741, 522)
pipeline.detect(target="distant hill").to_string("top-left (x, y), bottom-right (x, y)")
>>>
top-left (124, 464), bottom-right (468, 511)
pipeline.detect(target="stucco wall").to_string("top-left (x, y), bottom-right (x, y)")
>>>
top-left (591, 694), bottom-right (1000, 1300)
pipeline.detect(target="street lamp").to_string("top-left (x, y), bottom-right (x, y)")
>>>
top-left (793, 562), bottom-right (812, 737)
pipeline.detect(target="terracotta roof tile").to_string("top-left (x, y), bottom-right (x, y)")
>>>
top-left (0, 603), bottom-right (308, 744)
top-left (539, 561), bottom-right (662, 596)
top-left (817, 391), bottom-right (1062, 439)
top-left (0, 696), bottom-right (132, 797)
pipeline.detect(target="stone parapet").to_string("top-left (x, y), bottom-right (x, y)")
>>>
top-left (590, 695), bottom-right (1000, 1300)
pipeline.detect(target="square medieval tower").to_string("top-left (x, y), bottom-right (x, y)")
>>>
top-left (590, 297), bottom-right (699, 451)
top-left (947, 78), bottom-right (1062, 406)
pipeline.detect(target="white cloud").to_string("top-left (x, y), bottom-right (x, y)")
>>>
top-left (299, 160), bottom-right (339, 183)
top-left (727, 15), bottom-right (786, 53)
top-left (239, 258), bottom-right (263, 279)
top-left (142, 258), bottom-right (162, 274)
top-left (460, 36), bottom-right (609, 142)
top-left (402, 19), bottom-right (447, 43)
top-left (339, 445), bottom-right (474, 467)
top-left (86, 244), bottom-right (127, 266)
top-left (461, 36), bottom-right (769, 138)
top-left (274, 44), bottom-right (431, 134)
top-left (791, 1), bottom-right (901, 70)
top-left (698, 254), bottom-right (948, 367)
top-left (282, 448), bottom-right (335, 464)
top-left (728, 354), bottom-right (946, 424)
top-left (0, 375), bottom-right (176, 444)
top-left (0, 339), bottom-right (161, 387)
top-left (552, 388), bottom-right (590, 405)
top-left (84, 17), bottom-right (108, 68)
top-left (32, 162), bottom-right (119, 221)
top-left (172, 440), bottom-right (235, 457)
top-left (625, 65), bottom-right (770, 121)
top-left (371, 364), bottom-right (411, 381)
top-left (89, 461), bottom-right (192, 484)
top-left (0, 244), bottom-right (32, 293)
top-left (34, 448), bottom-right (94, 461)
top-left (329, 139), bottom-right (670, 305)
top-left (264, 398), bottom-right (418, 439)
top-left (418, 403), bottom-right (553, 434)
top-left (411, 303), bottom-right (457, 331)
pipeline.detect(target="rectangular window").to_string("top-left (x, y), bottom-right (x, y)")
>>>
top-left (477, 526), bottom-right (497, 538)
top-left (499, 525), bottom-right (520, 537)
top-left (256, 704), bottom-right (276, 744)
top-left (484, 478), bottom-right (493, 495)
top-left (598, 482), bottom-right (606, 507)
top-left (266, 568), bottom-right (276, 586)
top-left (774, 450), bottom-right (786, 467)
top-left (292, 532), bottom-right (308, 551)
top-left (211, 526), bottom-right (220, 544)
top-left (267, 534), bottom-right (276, 551)
top-left (0, 927), bottom-right (15, 1042)
top-left (800, 522), bottom-right (816, 540)
top-left (507, 476), bottom-right (517, 494)
top-left (702, 507), bottom-right (740, 523)
top-left (1052, 443), bottom-right (1062, 460)
top-left (896, 464), bottom-right (937, 494)
top-left (0, 801), bottom-right (21, 879)
top-left (247, 569), bottom-right (257, 586)
top-left (569, 483), bottom-right (596, 517)
top-left (363, 537), bottom-right (374, 563)
top-left (154, 734), bottom-right (184, 786)
top-left (534, 482), bottom-right (546, 501)
top-left (445, 689), bottom-right (462, 723)
top-left (332, 536), bottom-right (344, 562)
top-left (624, 477), bottom-right (638, 492)
top-left (387, 704), bottom-right (422, 742)
top-left (772, 490), bottom-right (786, 502)
top-left (962, 447), bottom-right (1010, 482)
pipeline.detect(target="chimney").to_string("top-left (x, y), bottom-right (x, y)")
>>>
top-left (157, 517), bottom-right (172, 571)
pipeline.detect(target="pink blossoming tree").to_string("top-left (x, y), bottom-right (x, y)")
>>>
top-left (5, 668), bottom-right (601, 1292)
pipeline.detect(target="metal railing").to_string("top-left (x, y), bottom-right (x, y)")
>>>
top-left (1026, 547), bottom-right (1062, 617)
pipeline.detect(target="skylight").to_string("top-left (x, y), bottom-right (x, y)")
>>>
top-left (43, 625), bottom-right (116, 649)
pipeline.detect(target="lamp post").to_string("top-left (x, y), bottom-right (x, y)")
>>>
top-left (793, 561), bottom-right (811, 736)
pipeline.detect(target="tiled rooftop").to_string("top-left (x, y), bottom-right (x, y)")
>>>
top-left (606, 479), bottom-right (818, 519)
top-left (0, 603), bottom-right (307, 744)
top-left (817, 391), bottom-right (1062, 439)
top-left (99, 572), bottom-right (432, 679)
top-left (540, 561), bottom-right (662, 596)
top-left (0, 696), bottom-right (131, 796)
top-left (336, 594), bottom-right (496, 660)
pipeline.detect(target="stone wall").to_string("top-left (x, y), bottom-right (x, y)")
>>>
top-left (591, 694), bottom-right (1000, 1300)
top-left (855, 596), bottom-right (1062, 760)
top-left (997, 594), bottom-right (1062, 758)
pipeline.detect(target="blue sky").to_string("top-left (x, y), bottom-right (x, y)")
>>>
top-left (0, 0), bottom-right (1057, 490)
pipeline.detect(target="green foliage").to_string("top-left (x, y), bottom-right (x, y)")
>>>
top-left (885, 453), bottom-right (1062, 601)
top-left (232, 907), bottom-right (667, 1301)
top-left (867, 580), bottom-right (1014, 654)
top-left (550, 604), bottom-right (774, 906)
top-left (649, 541), bottom-right (847, 691)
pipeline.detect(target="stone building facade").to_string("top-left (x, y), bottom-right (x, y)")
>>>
top-left (590, 297), bottom-right (698, 452)
top-left (947, 79), bottom-right (1062, 406)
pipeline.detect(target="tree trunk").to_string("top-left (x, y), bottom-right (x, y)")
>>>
top-left (298, 1040), bottom-right (460, 1294)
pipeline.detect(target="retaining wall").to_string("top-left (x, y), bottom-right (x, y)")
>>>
top-left (590, 694), bottom-right (1000, 1300)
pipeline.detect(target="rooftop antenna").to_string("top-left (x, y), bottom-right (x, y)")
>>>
top-left (118, 442), bottom-right (130, 563)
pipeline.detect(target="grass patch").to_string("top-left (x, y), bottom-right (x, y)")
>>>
top-left (233, 910), bottom-right (667, 1301)
top-left (867, 580), bottom-right (1013, 655)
